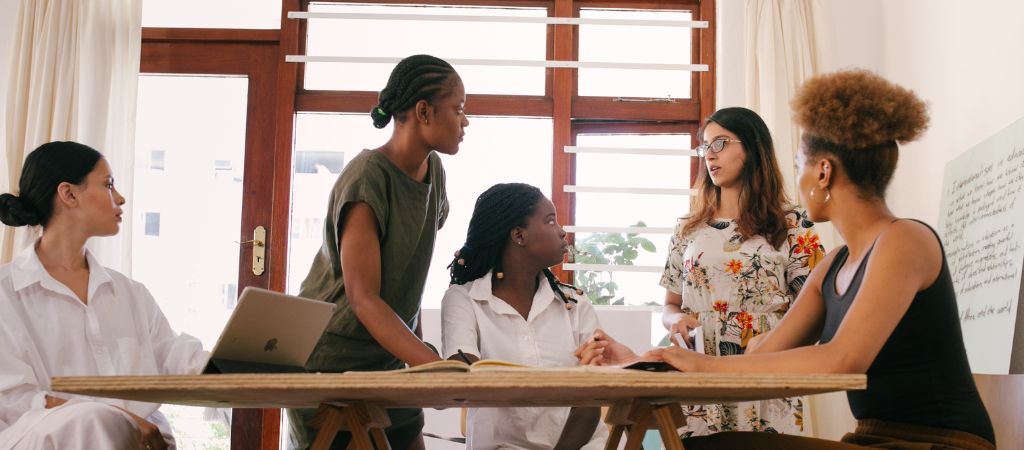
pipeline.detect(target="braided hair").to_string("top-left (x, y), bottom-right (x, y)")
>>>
top-left (370, 54), bottom-right (458, 129)
top-left (449, 183), bottom-right (580, 307)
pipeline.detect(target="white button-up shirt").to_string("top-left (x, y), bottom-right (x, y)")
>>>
top-left (441, 271), bottom-right (606, 450)
top-left (0, 243), bottom-right (208, 437)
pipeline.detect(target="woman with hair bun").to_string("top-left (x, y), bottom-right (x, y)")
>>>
top-left (581, 70), bottom-right (996, 449)
top-left (287, 54), bottom-right (469, 450)
top-left (0, 141), bottom-right (208, 450)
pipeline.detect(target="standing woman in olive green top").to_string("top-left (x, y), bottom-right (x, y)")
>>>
top-left (288, 54), bottom-right (469, 450)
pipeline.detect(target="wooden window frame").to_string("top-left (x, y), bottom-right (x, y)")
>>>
top-left (139, 0), bottom-right (713, 448)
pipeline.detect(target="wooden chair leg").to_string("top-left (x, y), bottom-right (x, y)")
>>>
top-left (311, 404), bottom-right (347, 450)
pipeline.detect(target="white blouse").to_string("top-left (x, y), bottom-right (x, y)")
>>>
top-left (441, 271), bottom-right (606, 450)
top-left (0, 243), bottom-right (208, 435)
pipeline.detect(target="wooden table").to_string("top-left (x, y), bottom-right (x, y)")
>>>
top-left (53, 370), bottom-right (865, 450)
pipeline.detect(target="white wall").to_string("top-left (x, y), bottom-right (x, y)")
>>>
top-left (881, 0), bottom-right (1024, 223)
top-left (717, 0), bottom-right (1024, 442)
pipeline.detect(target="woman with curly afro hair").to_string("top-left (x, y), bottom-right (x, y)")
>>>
top-left (579, 70), bottom-right (996, 449)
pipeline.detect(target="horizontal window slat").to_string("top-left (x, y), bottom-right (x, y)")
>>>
top-left (564, 186), bottom-right (695, 196)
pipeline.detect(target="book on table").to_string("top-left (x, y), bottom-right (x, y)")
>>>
top-left (354, 358), bottom-right (680, 374)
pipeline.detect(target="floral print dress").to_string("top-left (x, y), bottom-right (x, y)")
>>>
top-left (659, 207), bottom-right (824, 437)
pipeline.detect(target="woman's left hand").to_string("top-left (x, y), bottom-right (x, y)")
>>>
top-left (643, 347), bottom-right (710, 372)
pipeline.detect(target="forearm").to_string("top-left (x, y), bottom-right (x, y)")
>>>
top-left (353, 297), bottom-right (441, 366)
top-left (700, 342), bottom-right (856, 374)
top-left (414, 308), bottom-right (423, 339)
top-left (662, 303), bottom-right (684, 331)
top-left (553, 407), bottom-right (601, 450)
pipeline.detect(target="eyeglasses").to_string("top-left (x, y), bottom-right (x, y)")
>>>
top-left (696, 137), bottom-right (742, 158)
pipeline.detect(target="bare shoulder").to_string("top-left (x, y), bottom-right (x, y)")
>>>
top-left (870, 219), bottom-right (943, 288)
top-left (875, 219), bottom-right (942, 258)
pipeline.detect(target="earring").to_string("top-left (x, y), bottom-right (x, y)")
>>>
top-left (809, 187), bottom-right (831, 204)
top-left (496, 272), bottom-right (505, 279)
top-left (517, 240), bottom-right (524, 246)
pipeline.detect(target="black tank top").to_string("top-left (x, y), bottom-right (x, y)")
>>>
top-left (818, 220), bottom-right (995, 445)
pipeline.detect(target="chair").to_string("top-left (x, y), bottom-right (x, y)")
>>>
top-left (973, 373), bottom-right (1024, 448)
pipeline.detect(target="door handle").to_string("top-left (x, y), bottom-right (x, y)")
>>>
top-left (239, 226), bottom-right (267, 276)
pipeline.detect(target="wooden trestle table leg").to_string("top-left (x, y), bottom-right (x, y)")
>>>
top-left (310, 402), bottom-right (392, 450)
top-left (603, 400), bottom-right (687, 450)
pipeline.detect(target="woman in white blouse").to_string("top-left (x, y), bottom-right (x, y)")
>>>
top-left (441, 183), bottom-right (606, 450)
top-left (0, 141), bottom-right (208, 450)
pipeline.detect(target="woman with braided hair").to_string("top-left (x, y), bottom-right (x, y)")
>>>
top-left (441, 183), bottom-right (607, 450)
top-left (288, 54), bottom-right (468, 450)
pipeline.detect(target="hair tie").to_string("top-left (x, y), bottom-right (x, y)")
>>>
top-left (374, 106), bottom-right (387, 116)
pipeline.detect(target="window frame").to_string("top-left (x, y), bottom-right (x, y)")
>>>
top-left (139, 0), bottom-right (714, 447)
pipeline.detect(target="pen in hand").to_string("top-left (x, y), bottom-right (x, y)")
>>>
top-left (456, 349), bottom-right (473, 364)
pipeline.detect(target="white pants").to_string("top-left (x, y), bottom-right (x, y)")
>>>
top-left (0, 402), bottom-right (141, 450)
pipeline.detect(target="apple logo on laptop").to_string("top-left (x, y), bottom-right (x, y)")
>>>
top-left (264, 338), bottom-right (278, 352)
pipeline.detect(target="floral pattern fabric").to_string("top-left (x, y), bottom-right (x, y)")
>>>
top-left (659, 206), bottom-right (824, 436)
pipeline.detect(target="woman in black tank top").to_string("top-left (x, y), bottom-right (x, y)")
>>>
top-left (639, 70), bottom-right (995, 449)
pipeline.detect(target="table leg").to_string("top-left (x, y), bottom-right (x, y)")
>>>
top-left (623, 414), bottom-right (652, 450)
top-left (653, 403), bottom-right (684, 450)
top-left (312, 404), bottom-right (346, 450)
top-left (369, 428), bottom-right (391, 450)
top-left (310, 403), bottom-right (392, 450)
top-left (604, 425), bottom-right (626, 450)
top-left (605, 400), bottom-right (654, 450)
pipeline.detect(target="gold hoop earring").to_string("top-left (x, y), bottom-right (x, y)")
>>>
top-left (810, 187), bottom-right (831, 204)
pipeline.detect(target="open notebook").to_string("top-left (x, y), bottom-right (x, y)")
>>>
top-left (354, 358), bottom-right (680, 374)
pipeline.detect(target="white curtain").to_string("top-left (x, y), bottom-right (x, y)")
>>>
top-left (2, 0), bottom-right (142, 273)
top-left (742, 0), bottom-right (855, 439)
top-left (743, 0), bottom-right (841, 251)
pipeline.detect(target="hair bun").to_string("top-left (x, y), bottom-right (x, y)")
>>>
top-left (792, 69), bottom-right (929, 148)
top-left (0, 193), bottom-right (41, 227)
top-left (370, 105), bottom-right (392, 129)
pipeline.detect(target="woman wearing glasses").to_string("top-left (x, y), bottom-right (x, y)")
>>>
top-left (659, 107), bottom-right (823, 437)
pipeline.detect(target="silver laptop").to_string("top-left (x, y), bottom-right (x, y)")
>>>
top-left (203, 286), bottom-right (336, 373)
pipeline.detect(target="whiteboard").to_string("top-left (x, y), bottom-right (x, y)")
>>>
top-left (938, 116), bottom-right (1024, 374)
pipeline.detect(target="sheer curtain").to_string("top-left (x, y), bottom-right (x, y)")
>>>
top-left (2, 0), bottom-right (142, 273)
top-left (744, 0), bottom-right (841, 250)
top-left (742, 0), bottom-right (855, 439)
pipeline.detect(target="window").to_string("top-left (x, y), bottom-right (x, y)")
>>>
top-left (303, 3), bottom-right (547, 95)
top-left (142, 0), bottom-right (282, 29)
top-left (141, 1), bottom-right (714, 447)
top-left (578, 9), bottom-right (695, 98)
top-left (294, 150), bottom-right (346, 174)
top-left (132, 74), bottom-right (248, 450)
top-left (286, 114), bottom-right (553, 306)
top-left (150, 150), bottom-right (166, 171)
top-left (144, 212), bottom-right (161, 237)
top-left (569, 132), bottom-right (694, 308)
top-left (293, 0), bottom-right (714, 345)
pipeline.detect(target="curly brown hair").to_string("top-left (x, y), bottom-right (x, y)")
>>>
top-left (791, 69), bottom-right (929, 198)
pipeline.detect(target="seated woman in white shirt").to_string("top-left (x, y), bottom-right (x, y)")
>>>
top-left (0, 141), bottom-right (208, 450)
top-left (441, 182), bottom-right (607, 450)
